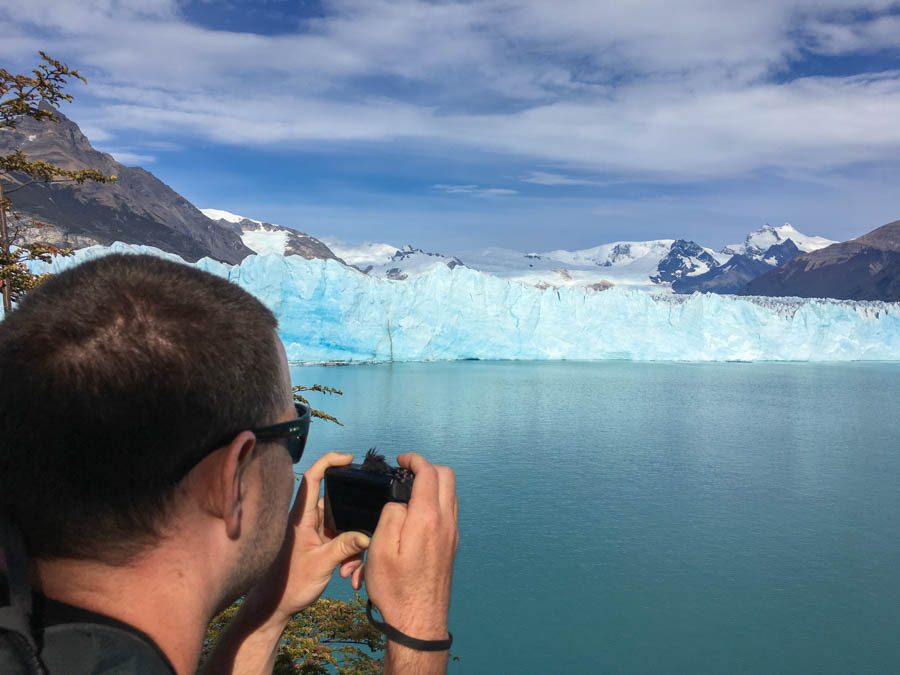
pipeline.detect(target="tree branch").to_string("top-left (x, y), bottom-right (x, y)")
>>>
top-left (2, 179), bottom-right (40, 194)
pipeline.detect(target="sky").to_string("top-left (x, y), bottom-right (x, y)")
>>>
top-left (2, 0), bottom-right (900, 252)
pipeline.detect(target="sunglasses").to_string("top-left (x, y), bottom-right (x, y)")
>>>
top-left (251, 402), bottom-right (311, 464)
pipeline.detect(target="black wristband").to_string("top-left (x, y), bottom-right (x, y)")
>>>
top-left (366, 600), bottom-right (453, 652)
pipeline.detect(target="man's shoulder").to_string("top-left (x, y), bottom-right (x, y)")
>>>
top-left (1, 621), bottom-right (174, 675)
top-left (0, 575), bottom-right (176, 675)
top-left (43, 621), bottom-right (174, 674)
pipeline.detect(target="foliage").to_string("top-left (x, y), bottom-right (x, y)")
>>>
top-left (1, 52), bottom-right (116, 312)
top-left (201, 595), bottom-right (384, 674)
top-left (1, 51), bottom-right (86, 127)
top-left (0, 146), bottom-right (114, 186)
top-left (0, 220), bottom-right (73, 302)
top-left (294, 384), bottom-right (345, 426)
top-left (274, 595), bottom-right (383, 674)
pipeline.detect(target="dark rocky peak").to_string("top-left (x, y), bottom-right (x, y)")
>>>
top-left (7, 101), bottom-right (94, 155)
top-left (672, 253), bottom-right (770, 294)
top-left (392, 244), bottom-right (447, 261)
top-left (386, 267), bottom-right (408, 280)
top-left (596, 244), bottom-right (633, 267)
top-left (389, 245), bottom-right (466, 271)
top-left (1, 106), bottom-right (253, 264)
top-left (669, 239), bottom-right (712, 257)
top-left (607, 243), bottom-right (633, 264)
top-left (650, 239), bottom-right (720, 283)
top-left (761, 239), bottom-right (801, 266)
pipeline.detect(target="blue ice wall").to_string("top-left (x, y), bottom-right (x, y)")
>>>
top-left (22, 243), bottom-right (900, 362)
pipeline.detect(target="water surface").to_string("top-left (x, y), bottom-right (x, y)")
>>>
top-left (291, 361), bottom-right (900, 673)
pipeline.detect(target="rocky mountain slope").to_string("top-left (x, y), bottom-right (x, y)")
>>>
top-left (722, 224), bottom-right (835, 257)
top-left (674, 228), bottom-right (830, 294)
top-left (200, 209), bottom-right (342, 263)
top-left (0, 106), bottom-right (252, 264)
top-left (673, 240), bottom-right (804, 294)
top-left (673, 253), bottom-right (773, 294)
top-left (743, 219), bottom-right (900, 301)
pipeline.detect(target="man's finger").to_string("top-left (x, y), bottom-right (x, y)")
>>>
top-left (340, 557), bottom-right (363, 578)
top-left (316, 498), bottom-right (325, 536)
top-left (396, 452), bottom-right (440, 511)
top-left (325, 531), bottom-right (370, 566)
top-left (351, 563), bottom-right (365, 590)
top-left (435, 465), bottom-right (456, 515)
top-left (371, 502), bottom-right (407, 553)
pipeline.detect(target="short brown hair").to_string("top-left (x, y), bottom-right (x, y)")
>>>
top-left (0, 254), bottom-right (282, 561)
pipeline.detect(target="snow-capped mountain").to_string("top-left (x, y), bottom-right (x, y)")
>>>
top-left (200, 209), bottom-right (342, 263)
top-left (202, 213), bottom-right (841, 296)
top-left (650, 240), bottom-right (724, 283)
top-left (745, 219), bottom-right (900, 301)
top-left (321, 239), bottom-right (463, 279)
top-left (318, 238), bottom-right (402, 269)
top-left (672, 254), bottom-right (772, 294)
top-left (673, 224), bottom-right (836, 294)
top-left (464, 239), bottom-right (724, 290)
top-left (722, 224), bottom-right (836, 258)
top-left (326, 236), bottom-right (730, 291)
top-left (541, 239), bottom-right (676, 268)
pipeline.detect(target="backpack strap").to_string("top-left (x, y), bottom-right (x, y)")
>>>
top-left (0, 515), bottom-right (46, 674)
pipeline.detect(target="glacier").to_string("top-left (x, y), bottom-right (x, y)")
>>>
top-left (17, 242), bottom-right (900, 363)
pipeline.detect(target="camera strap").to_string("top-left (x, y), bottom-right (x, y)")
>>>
top-left (366, 600), bottom-right (453, 652)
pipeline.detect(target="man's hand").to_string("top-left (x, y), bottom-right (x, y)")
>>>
top-left (252, 451), bottom-right (371, 623)
top-left (201, 452), bottom-right (370, 673)
top-left (364, 453), bottom-right (459, 673)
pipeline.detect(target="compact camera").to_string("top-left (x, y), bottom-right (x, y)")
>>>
top-left (323, 449), bottom-right (414, 535)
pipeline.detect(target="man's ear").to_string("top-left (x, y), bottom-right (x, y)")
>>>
top-left (218, 430), bottom-right (257, 540)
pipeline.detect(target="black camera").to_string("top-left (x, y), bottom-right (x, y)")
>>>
top-left (324, 449), bottom-right (414, 535)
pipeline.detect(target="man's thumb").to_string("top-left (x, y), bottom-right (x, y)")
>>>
top-left (329, 531), bottom-right (371, 562)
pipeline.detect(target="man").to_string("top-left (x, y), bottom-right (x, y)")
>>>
top-left (0, 253), bottom-right (458, 673)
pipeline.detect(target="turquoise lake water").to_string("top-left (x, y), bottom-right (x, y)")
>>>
top-left (290, 361), bottom-right (900, 674)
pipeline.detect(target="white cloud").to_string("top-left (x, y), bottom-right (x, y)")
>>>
top-left (480, 188), bottom-right (519, 196)
top-left (106, 150), bottom-right (156, 165)
top-left (522, 172), bottom-right (612, 186)
top-left (805, 14), bottom-right (900, 54)
top-left (73, 123), bottom-right (114, 142)
top-left (432, 184), bottom-right (518, 197)
top-left (4, 0), bottom-right (900, 182)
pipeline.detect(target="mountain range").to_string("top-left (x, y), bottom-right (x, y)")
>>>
top-left (2, 107), bottom-right (897, 301)
top-left (323, 224), bottom-right (839, 295)
top-left (744, 219), bottom-right (900, 301)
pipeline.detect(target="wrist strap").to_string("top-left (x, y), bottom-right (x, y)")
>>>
top-left (366, 600), bottom-right (453, 652)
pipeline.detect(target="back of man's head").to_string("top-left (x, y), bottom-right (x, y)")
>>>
top-left (0, 253), bottom-right (281, 563)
